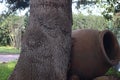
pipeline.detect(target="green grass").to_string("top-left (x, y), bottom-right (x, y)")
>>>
top-left (0, 46), bottom-right (20, 54)
top-left (0, 61), bottom-right (16, 80)
top-left (0, 61), bottom-right (120, 80)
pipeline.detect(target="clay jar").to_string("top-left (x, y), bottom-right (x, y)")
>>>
top-left (68, 29), bottom-right (120, 80)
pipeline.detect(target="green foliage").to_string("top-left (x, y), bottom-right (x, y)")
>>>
top-left (101, 3), bottom-right (115, 20)
top-left (0, 25), bottom-right (10, 46)
top-left (23, 12), bottom-right (29, 30)
top-left (72, 13), bottom-right (108, 30)
top-left (0, 14), bottom-right (25, 47)
top-left (106, 67), bottom-right (120, 78)
top-left (4, 0), bottom-right (29, 12)
top-left (0, 61), bottom-right (16, 80)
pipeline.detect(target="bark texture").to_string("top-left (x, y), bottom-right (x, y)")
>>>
top-left (8, 0), bottom-right (72, 80)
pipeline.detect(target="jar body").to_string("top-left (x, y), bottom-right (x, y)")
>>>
top-left (68, 29), bottom-right (120, 80)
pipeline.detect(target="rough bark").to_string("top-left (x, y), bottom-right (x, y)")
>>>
top-left (8, 0), bottom-right (72, 80)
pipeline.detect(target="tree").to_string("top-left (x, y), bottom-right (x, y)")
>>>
top-left (8, 0), bottom-right (72, 80)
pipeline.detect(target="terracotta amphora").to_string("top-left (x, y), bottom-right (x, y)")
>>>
top-left (68, 29), bottom-right (120, 80)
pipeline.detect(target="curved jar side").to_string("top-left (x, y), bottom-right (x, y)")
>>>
top-left (69, 29), bottom-right (120, 80)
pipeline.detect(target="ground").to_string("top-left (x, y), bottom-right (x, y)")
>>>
top-left (0, 54), bottom-right (19, 63)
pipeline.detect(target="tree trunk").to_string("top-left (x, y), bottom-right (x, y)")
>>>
top-left (8, 0), bottom-right (72, 80)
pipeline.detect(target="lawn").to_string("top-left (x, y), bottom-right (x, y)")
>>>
top-left (0, 46), bottom-right (20, 54)
top-left (0, 61), bottom-right (16, 80)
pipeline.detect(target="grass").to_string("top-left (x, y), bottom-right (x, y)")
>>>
top-left (0, 61), bottom-right (120, 80)
top-left (0, 46), bottom-right (20, 54)
top-left (0, 61), bottom-right (16, 80)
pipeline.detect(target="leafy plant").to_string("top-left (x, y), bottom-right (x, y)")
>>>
top-left (106, 67), bottom-right (120, 78)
